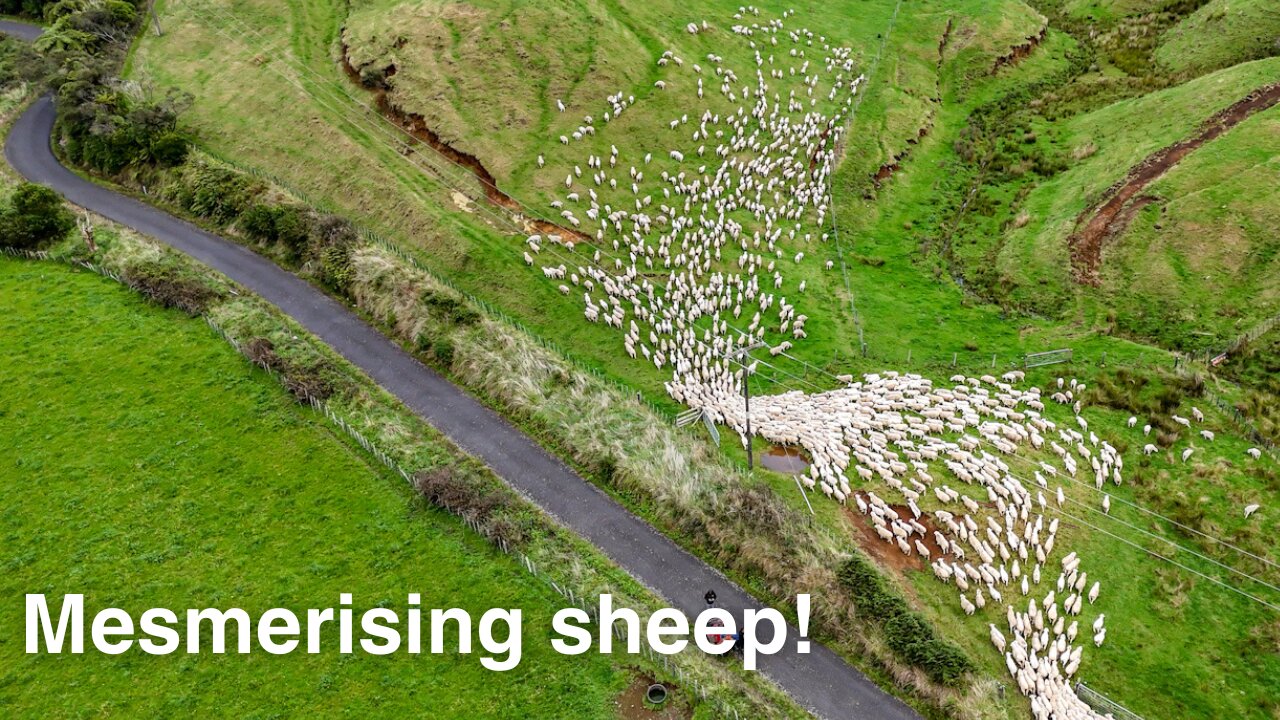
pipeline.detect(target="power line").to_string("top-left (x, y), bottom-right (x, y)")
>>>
top-left (1052, 483), bottom-right (1280, 595)
top-left (1047, 504), bottom-right (1280, 614)
top-left (999, 448), bottom-right (1280, 574)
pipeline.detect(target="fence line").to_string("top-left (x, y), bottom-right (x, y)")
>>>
top-left (1074, 682), bottom-right (1145, 720)
top-left (1226, 312), bottom-right (1280, 356)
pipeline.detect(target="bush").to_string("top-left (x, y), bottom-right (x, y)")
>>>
top-left (121, 260), bottom-right (220, 315)
top-left (311, 214), bottom-right (358, 293)
top-left (884, 612), bottom-right (974, 686)
top-left (422, 288), bottom-right (480, 325)
top-left (166, 162), bottom-right (258, 223)
top-left (837, 553), bottom-right (909, 622)
top-left (430, 337), bottom-right (455, 367)
top-left (239, 202), bottom-right (312, 257)
top-left (838, 555), bottom-right (973, 684)
top-left (0, 183), bottom-right (76, 248)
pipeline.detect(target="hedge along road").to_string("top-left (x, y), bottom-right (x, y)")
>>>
top-left (3, 29), bottom-right (918, 720)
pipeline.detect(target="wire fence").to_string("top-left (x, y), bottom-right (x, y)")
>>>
top-left (1074, 682), bottom-right (1145, 720)
top-left (1225, 312), bottom-right (1280, 356)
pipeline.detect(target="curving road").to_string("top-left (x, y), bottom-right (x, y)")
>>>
top-left (3, 24), bottom-right (919, 720)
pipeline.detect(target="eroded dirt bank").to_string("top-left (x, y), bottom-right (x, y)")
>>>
top-left (1068, 82), bottom-right (1280, 285)
top-left (339, 41), bottom-right (588, 242)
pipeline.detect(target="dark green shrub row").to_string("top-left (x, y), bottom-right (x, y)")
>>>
top-left (156, 160), bottom-right (360, 294)
top-left (838, 553), bottom-right (975, 686)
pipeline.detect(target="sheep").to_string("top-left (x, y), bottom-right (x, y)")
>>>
top-left (1199, 430), bottom-right (1215, 442)
top-left (1244, 504), bottom-right (1261, 519)
top-left (1246, 447), bottom-right (1262, 460)
top-left (1181, 447), bottom-right (1194, 463)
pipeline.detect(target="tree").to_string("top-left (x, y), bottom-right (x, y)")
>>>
top-left (0, 183), bottom-right (75, 248)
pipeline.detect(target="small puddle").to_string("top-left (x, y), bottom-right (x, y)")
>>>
top-left (760, 445), bottom-right (810, 474)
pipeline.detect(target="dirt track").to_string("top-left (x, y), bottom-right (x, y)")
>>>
top-left (1068, 82), bottom-right (1280, 286)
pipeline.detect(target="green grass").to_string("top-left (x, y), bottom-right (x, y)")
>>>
top-left (0, 258), bottom-right (629, 718)
top-left (1155, 0), bottom-right (1280, 76)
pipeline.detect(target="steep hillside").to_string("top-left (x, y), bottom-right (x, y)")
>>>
top-left (1156, 0), bottom-right (1280, 76)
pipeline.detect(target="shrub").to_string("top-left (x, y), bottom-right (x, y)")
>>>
top-left (172, 162), bottom-right (258, 223)
top-left (0, 183), bottom-right (75, 249)
top-left (422, 288), bottom-right (480, 325)
top-left (838, 555), bottom-right (973, 684)
top-left (238, 202), bottom-right (311, 257)
top-left (310, 213), bottom-right (358, 293)
top-left (837, 554), bottom-right (909, 622)
top-left (121, 260), bottom-right (220, 315)
top-left (430, 337), bottom-right (455, 367)
top-left (239, 204), bottom-right (279, 241)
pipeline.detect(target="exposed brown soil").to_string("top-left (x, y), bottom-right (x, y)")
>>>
top-left (866, 21), bottom-right (953, 191)
top-left (992, 24), bottom-right (1047, 74)
top-left (615, 675), bottom-right (692, 720)
top-left (844, 491), bottom-right (945, 575)
top-left (1068, 82), bottom-right (1280, 285)
top-left (872, 122), bottom-right (932, 189)
top-left (338, 40), bottom-right (588, 242)
top-left (938, 18), bottom-right (954, 65)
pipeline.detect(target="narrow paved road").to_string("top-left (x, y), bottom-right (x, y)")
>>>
top-left (5, 50), bottom-right (919, 720)
top-left (0, 19), bottom-right (42, 41)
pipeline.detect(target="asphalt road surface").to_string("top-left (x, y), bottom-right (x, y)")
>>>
top-left (5, 37), bottom-right (920, 718)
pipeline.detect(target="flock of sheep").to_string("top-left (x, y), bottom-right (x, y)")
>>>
top-left (523, 7), bottom-right (1264, 719)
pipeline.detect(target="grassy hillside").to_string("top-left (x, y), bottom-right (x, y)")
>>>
top-left (1155, 0), bottom-right (1280, 76)
top-left (995, 58), bottom-right (1280, 350)
top-left (130, 0), bottom-right (1103, 397)
top-left (0, 258), bottom-right (628, 718)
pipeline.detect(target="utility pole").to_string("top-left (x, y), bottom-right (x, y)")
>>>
top-left (727, 341), bottom-right (766, 470)
top-left (744, 364), bottom-right (752, 470)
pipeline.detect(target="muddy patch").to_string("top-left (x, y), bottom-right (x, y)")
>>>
top-left (615, 675), bottom-right (691, 720)
top-left (870, 121), bottom-right (933, 190)
top-left (1069, 82), bottom-right (1280, 285)
top-left (843, 492), bottom-right (945, 576)
top-left (760, 444), bottom-right (811, 474)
